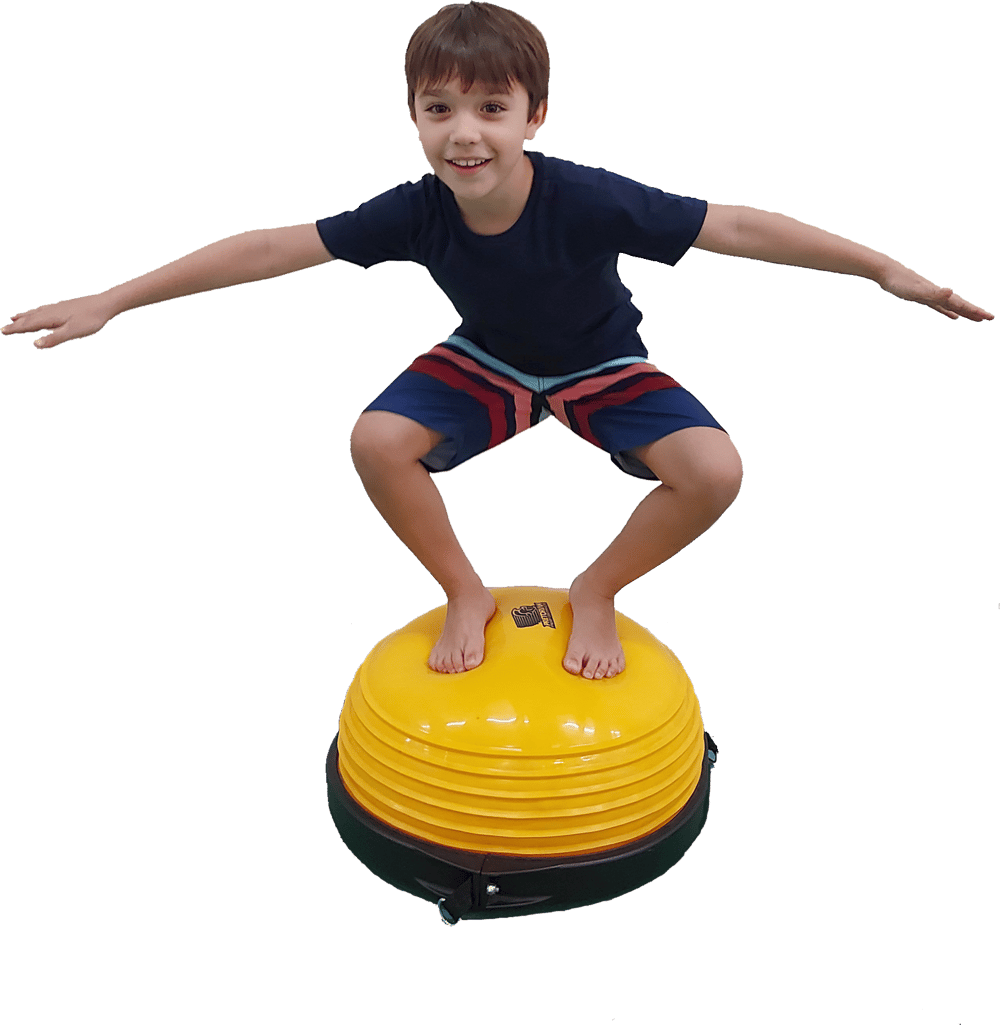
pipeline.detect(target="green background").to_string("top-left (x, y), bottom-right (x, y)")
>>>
top-left (3, 0), bottom-right (995, 1020)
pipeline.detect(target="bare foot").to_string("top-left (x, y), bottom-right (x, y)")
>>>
top-left (428, 586), bottom-right (498, 673)
top-left (563, 575), bottom-right (626, 679)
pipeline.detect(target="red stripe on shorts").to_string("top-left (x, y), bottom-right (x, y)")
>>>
top-left (407, 345), bottom-right (534, 449)
top-left (429, 346), bottom-right (537, 436)
top-left (547, 363), bottom-right (681, 448)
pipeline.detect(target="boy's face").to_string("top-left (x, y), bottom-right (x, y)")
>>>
top-left (412, 77), bottom-right (546, 212)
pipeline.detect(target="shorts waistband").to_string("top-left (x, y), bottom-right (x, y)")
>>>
top-left (442, 335), bottom-right (648, 394)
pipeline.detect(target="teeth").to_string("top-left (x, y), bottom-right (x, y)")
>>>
top-left (451, 159), bottom-right (487, 166)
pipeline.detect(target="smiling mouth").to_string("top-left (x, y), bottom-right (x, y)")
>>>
top-left (447, 158), bottom-right (491, 173)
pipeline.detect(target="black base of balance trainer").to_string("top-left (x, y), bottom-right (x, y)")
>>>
top-left (327, 732), bottom-right (717, 924)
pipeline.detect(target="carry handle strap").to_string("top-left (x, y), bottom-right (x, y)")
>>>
top-left (438, 877), bottom-right (475, 925)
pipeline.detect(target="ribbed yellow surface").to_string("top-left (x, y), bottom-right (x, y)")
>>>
top-left (337, 586), bottom-right (705, 857)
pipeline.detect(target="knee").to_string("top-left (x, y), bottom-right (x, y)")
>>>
top-left (350, 411), bottom-right (440, 476)
top-left (704, 451), bottom-right (743, 513)
top-left (350, 413), bottom-right (395, 476)
top-left (700, 442), bottom-right (743, 511)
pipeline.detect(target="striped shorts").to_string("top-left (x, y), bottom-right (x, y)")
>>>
top-left (364, 335), bottom-right (725, 480)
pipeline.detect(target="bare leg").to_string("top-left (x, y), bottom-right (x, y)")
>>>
top-left (351, 411), bottom-right (496, 673)
top-left (563, 427), bottom-right (743, 679)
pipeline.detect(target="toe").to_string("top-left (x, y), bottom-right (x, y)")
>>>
top-left (563, 654), bottom-right (581, 675)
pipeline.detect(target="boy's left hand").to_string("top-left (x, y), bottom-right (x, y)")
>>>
top-left (879, 264), bottom-right (993, 322)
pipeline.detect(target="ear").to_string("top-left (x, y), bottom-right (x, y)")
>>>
top-left (525, 98), bottom-right (547, 140)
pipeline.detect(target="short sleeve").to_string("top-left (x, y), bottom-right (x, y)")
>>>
top-left (575, 165), bottom-right (708, 266)
top-left (315, 181), bottom-right (426, 269)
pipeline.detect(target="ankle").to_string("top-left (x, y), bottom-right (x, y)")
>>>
top-left (570, 572), bottom-right (617, 602)
top-left (443, 577), bottom-right (490, 602)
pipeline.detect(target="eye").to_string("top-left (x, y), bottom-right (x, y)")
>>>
top-left (483, 102), bottom-right (505, 114)
top-left (425, 103), bottom-right (449, 115)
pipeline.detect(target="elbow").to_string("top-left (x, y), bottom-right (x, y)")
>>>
top-left (694, 204), bottom-right (748, 256)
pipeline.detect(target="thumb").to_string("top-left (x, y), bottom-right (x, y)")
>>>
top-left (934, 286), bottom-right (954, 302)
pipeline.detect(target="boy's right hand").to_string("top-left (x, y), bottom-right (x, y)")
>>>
top-left (2, 295), bottom-right (114, 349)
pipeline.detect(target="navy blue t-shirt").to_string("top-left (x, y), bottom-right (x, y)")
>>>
top-left (315, 151), bottom-right (707, 375)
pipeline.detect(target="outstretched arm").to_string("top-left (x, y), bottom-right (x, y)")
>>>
top-left (692, 204), bottom-right (993, 322)
top-left (3, 223), bottom-right (334, 349)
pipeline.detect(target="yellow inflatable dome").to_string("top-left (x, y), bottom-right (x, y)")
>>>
top-left (327, 586), bottom-right (717, 923)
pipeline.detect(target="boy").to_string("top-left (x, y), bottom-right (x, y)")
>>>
top-left (4, 3), bottom-right (991, 682)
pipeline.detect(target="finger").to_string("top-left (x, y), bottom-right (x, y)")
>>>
top-left (945, 293), bottom-right (995, 321)
top-left (920, 287), bottom-right (964, 320)
top-left (3, 316), bottom-right (29, 333)
top-left (2, 322), bottom-right (42, 335)
top-left (939, 289), bottom-right (966, 311)
top-left (959, 310), bottom-right (994, 322)
top-left (4, 313), bottom-right (63, 335)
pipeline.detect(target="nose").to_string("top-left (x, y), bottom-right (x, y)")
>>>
top-left (449, 111), bottom-right (481, 147)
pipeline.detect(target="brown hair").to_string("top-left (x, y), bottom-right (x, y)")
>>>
top-left (406, 3), bottom-right (549, 122)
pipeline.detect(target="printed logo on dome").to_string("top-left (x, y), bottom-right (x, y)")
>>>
top-left (511, 602), bottom-right (556, 629)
